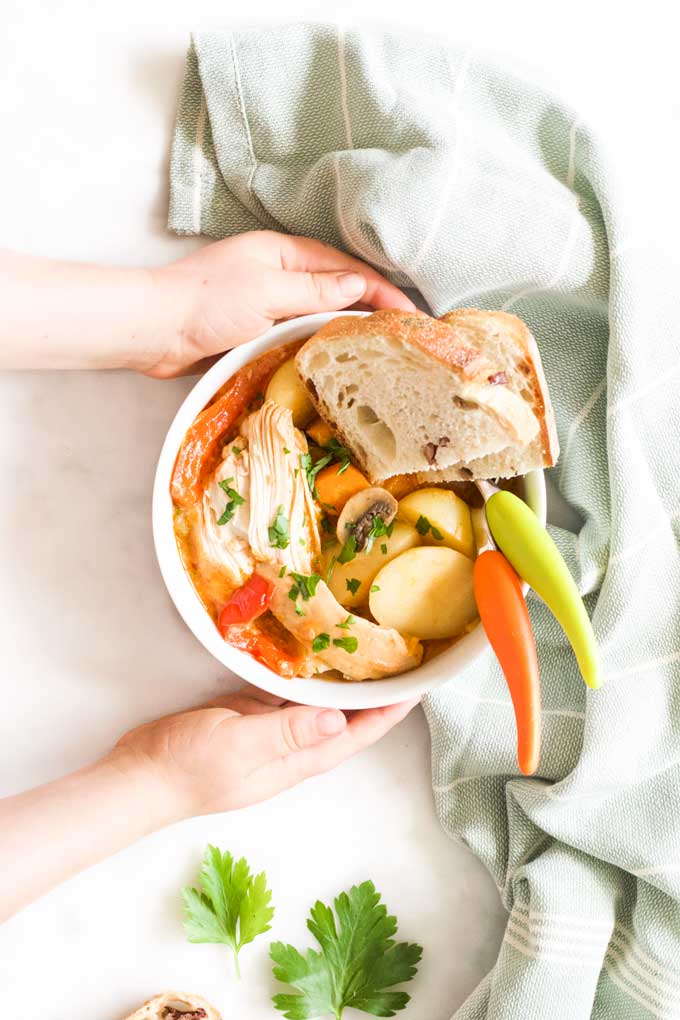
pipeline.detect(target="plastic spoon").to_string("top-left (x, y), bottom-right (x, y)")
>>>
top-left (478, 481), bottom-right (602, 690)
top-left (472, 505), bottom-right (541, 775)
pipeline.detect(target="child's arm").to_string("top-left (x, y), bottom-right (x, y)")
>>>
top-left (0, 232), bottom-right (415, 376)
top-left (0, 688), bottom-right (416, 922)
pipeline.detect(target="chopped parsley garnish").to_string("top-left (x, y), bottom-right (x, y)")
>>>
top-left (217, 477), bottom-right (246, 526)
top-left (320, 513), bottom-right (333, 534)
top-left (333, 636), bottom-right (358, 653)
top-left (325, 556), bottom-right (337, 584)
top-left (288, 573), bottom-right (322, 602)
top-left (380, 543), bottom-right (388, 555)
top-left (345, 578), bottom-right (361, 596)
top-left (295, 605), bottom-right (305, 617)
top-left (231, 445), bottom-right (242, 456)
top-left (337, 534), bottom-right (357, 564)
top-left (301, 439), bottom-right (353, 497)
top-left (283, 447), bottom-right (291, 455)
top-left (370, 584), bottom-right (381, 593)
top-left (268, 505), bottom-right (290, 549)
top-left (278, 566), bottom-right (286, 578)
top-left (336, 614), bottom-right (355, 629)
top-left (364, 516), bottom-right (395, 553)
top-left (312, 633), bottom-right (331, 653)
top-left (415, 514), bottom-right (444, 540)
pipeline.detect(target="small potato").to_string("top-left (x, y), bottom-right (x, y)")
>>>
top-left (322, 520), bottom-right (421, 608)
top-left (398, 487), bottom-right (474, 559)
top-left (369, 546), bottom-right (478, 640)
top-left (265, 358), bottom-right (316, 427)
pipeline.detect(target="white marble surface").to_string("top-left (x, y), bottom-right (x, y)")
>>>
top-left (0, 4), bottom-right (673, 1019)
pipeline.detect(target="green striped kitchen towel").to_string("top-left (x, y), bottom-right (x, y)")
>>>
top-left (169, 25), bottom-right (680, 1019)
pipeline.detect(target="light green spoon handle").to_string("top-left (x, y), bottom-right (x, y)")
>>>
top-left (486, 490), bottom-right (602, 689)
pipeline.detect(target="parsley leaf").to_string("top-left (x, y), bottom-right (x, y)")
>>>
top-left (232, 445), bottom-right (242, 456)
top-left (278, 566), bottom-right (287, 578)
top-left (431, 526), bottom-right (444, 541)
top-left (337, 534), bottom-right (357, 564)
top-left (269, 506), bottom-right (290, 549)
top-left (370, 584), bottom-right (381, 593)
top-left (336, 614), bottom-right (355, 629)
top-left (312, 633), bottom-right (331, 653)
top-left (364, 516), bottom-right (395, 554)
top-left (333, 635), bottom-right (358, 653)
top-left (325, 556), bottom-right (337, 584)
top-left (217, 478), bottom-right (246, 526)
top-left (380, 543), bottom-right (388, 555)
top-left (345, 578), bottom-right (361, 596)
top-left (271, 880), bottom-right (422, 1019)
top-left (183, 845), bottom-right (274, 980)
top-left (301, 440), bottom-right (353, 497)
top-left (283, 447), bottom-right (291, 455)
top-left (289, 573), bottom-right (322, 601)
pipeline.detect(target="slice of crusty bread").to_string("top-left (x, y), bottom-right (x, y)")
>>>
top-left (296, 311), bottom-right (541, 480)
top-left (296, 309), bottom-right (558, 483)
top-left (123, 992), bottom-right (221, 1020)
top-left (416, 309), bottom-right (559, 482)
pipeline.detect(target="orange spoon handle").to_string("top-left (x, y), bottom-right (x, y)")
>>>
top-left (473, 550), bottom-right (541, 775)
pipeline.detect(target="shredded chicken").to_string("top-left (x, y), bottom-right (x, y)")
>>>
top-left (259, 563), bottom-right (423, 681)
top-left (243, 400), bottom-right (320, 573)
top-left (196, 441), bottom-right (254, 586)
top-left (196, 401), bottom-right (320, 583)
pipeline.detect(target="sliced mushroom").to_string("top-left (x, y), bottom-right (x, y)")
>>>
top-left (336, 486), bottom-right (398, 551)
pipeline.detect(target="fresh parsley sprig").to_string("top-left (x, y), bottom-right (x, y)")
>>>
top-left (182, 845), bottom-right (274, 979)
top-left (271, 880), bottom-right (422, 1019)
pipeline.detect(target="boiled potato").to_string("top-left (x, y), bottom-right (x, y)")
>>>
top-left (369, 546), bottom-right (477, 640)
top-left (265, 357), bottom-right (316, 427)
top-left (322, 520), bottom-right (420, 608)
top-left (398, 487), bottom-right (474, 559)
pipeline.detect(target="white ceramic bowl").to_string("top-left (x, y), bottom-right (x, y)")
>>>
top-left (153, 311), bottom-right (546, 709)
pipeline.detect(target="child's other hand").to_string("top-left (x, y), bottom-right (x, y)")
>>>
top-left (145, 230), bottom-right (416, 378)
top-left (112, 686), bottom-right (418, 818)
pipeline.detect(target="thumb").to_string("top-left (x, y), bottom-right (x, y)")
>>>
top-left (238, 704), bottom-right (348, 764)
top-left (264, 268), bottom-right (367, 318)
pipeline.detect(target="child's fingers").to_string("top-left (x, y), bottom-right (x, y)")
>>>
top-left (274, 234), bottom-right (415, 311)
top-left (232, 704), bottom-right (348, 766)
top-left (260, 698), bottom-right (419, 792)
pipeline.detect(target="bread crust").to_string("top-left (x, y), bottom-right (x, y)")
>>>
top-left (439, 308), bottom-right (559, 469)
top-left (122, 992), bottom-right (221, 1020)
top-left (297, 308), bottom-right (558, 481)
top-left (299, 310), bottom-right (495, 384)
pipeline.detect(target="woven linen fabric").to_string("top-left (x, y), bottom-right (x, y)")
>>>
top-left (170, 25), bottom-right (680, 1020)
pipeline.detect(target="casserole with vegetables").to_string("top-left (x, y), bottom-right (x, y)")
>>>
top-left (169, 309), bottom-right (558, 683)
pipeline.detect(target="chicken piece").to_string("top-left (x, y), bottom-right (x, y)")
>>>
top-left (244, 400), bottom-right (320, 574)
top-left (196, 441), bottom-right (254, 586)
top-left (258, 564), bottom-right (423, 681)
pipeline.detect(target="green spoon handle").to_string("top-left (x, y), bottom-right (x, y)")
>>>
top-left (486, 490), bottom-right (602, 689)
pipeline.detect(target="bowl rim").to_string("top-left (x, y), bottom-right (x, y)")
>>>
top-left (152, 311), bottom-right (547, 709)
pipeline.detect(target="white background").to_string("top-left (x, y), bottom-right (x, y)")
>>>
top-left (0, 3), bottom-right (674, 1019)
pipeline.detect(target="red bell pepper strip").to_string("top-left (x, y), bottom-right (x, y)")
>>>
top-left (473, 550), bottom-right (541, 776)
top-left (223, 625), bottom-right (303, 679)
top-left (217, 573), bottom-right (273, 631)
top-left (170, 340), bottom-right (302, 507)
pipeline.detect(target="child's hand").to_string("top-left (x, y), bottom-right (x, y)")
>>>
top-left (112, 686), bottom-right (418, 818)
top-left (146, 230), bottom-right (416, 378)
